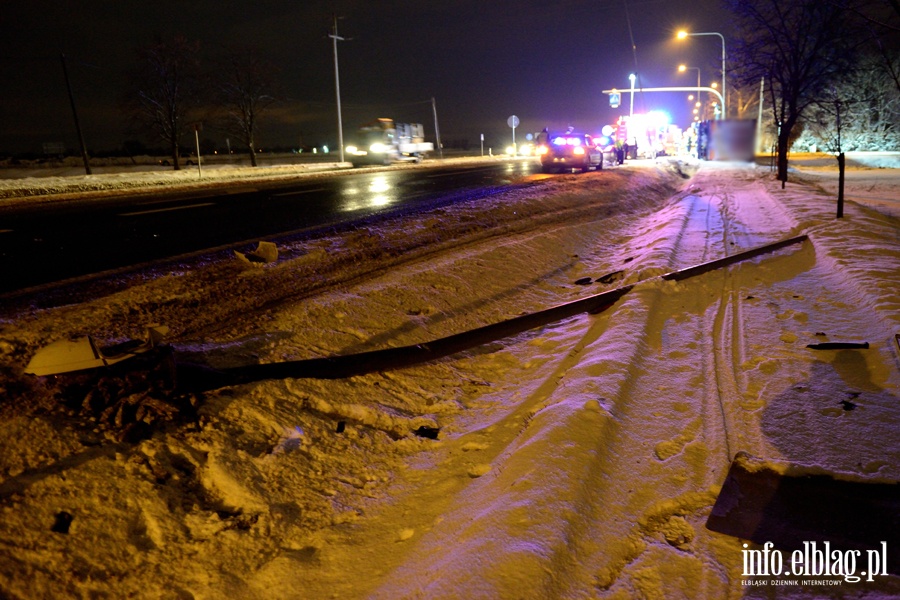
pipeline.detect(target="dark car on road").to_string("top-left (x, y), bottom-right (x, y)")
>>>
top-left (537, 132), bottom-right (603, 173)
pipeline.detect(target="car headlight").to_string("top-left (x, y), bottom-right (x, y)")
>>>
top-left (346, 145), bottom-right (358, 155)
top-left (574, 146), bottom-right (585, 155)
top-left (370, 143), bottom-right (387, 153)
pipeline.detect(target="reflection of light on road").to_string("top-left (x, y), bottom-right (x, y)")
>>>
top-left (369, 177), bottom-right (390, 193)
top-left (340, 175), bottom-right (398, 211)
top-left (503, 160), bottom-right (540, 177)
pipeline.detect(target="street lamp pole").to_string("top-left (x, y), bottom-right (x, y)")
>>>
top-left (677, 31), bottom-right (726, 119)
top-left (329, 14), bottom-right (346, 163)
top-left (629, 73), bottom-right (636, 118)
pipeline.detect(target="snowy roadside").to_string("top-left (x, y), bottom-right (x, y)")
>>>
top-left (787, 151), bottom-right (900, 218)
top-left (0, 156), bottom-right (494, 206)
top-left (1, 159), bottom-right (899, 599)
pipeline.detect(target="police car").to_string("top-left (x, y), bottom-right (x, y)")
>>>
top-left (537, 132), bottom-right (603, 173)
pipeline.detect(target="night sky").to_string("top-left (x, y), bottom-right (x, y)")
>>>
top-left (0, 0), bottom-right (731, 155)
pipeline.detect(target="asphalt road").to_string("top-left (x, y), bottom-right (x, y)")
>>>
top-left (0, 160), bottom-right (543, 294)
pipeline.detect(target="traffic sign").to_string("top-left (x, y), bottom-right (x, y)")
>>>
top-left (507, 115), bottom-right (519, 128)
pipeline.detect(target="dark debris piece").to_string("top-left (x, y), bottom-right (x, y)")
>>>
top-left (574, 277), bottom-right (593, 286)
top-left (840, 400), bottom-right (858, 411)
top-left (51, 511), bottom-right (73, 534)
top-left (807, 341), bottom-right (869, 350)
top-left (413, 426), bottom-right (440, 440)
top-left (597, 270), bottom-right (625, 285)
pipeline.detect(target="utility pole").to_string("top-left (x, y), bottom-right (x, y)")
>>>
top-left (431, 97), bottom-right (443, 159)
top-left (329, 14), bottom-right (346, 164)
top-left (60, 53), bottom-right (92, 175)
top-left (756, 77), bottom-right (765, 154)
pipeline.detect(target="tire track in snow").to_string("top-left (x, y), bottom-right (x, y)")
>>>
top-left (704, 183), bottom-right (756, 466)
top-left (562, 187), bottom-right (740, 597)
top-left (545, 172), bottom-right (806, 597)
top-left (421, 182), bottom-right (747, 598)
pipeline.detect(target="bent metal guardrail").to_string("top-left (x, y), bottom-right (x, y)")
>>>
top-left (177, 234), bottom-right (809, 390)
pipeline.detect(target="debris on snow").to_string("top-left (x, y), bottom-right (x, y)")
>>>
top-left (597, 270), bottom-right (625, 285)
top-left (807, 341), bottom-right (870, 349)
top-left (235, 241), bottom-right (278, 265)
top-left (24, 324), bottom-right (169, 376)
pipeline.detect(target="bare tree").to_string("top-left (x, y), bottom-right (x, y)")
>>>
top-left (800, 53), bottom-right (900, 151)
top-left (848, 0), bottom-right (900, 92)
top-left (730, 79), bottom-right (762, 120)
top-left (122, 35), bottom-right (203, 170)
top-left (213, 46), bottom-right (280, 167)
top-left (726, 0), bottom-right (857, 184)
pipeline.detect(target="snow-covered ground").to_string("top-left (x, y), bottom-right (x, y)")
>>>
top-left (788, 152), bottom-right (900, 219)
top-left (0, 155), bottom-right (898, 599)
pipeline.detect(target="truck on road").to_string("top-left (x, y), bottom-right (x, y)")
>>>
top-left (346, 118), bottom-right (434, 167)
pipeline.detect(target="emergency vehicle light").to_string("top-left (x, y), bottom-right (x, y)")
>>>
top-left (552, 136), bottom-right (583, 146)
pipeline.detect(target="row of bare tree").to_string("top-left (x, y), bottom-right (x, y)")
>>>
top-left (726, 0), bottom-right (900, 184)
top-left (120, 35), bottom-right (280, 170)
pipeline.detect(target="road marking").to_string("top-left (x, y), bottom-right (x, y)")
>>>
top-left (270, 188), bottom-right (327, 198)
top-left (119, 202), bottom-right (215, 216)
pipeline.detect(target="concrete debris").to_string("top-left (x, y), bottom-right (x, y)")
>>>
top-left (235, 241), bottom-right (278, 265)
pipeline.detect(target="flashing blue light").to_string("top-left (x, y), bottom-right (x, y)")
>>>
top-left (552, 136), bottom-right (566, 145)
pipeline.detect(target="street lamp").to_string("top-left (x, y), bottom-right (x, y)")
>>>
top-left (677, 30), bottom-right (726, 119)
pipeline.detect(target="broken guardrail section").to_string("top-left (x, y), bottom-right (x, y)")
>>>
top-left (24, 235), bottom-right (809, 386)
top-left (179, 234), bottom-right (810, 388)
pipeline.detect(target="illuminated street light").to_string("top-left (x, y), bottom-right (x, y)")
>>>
top-left (677, 30), bottom-right (726, 118)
